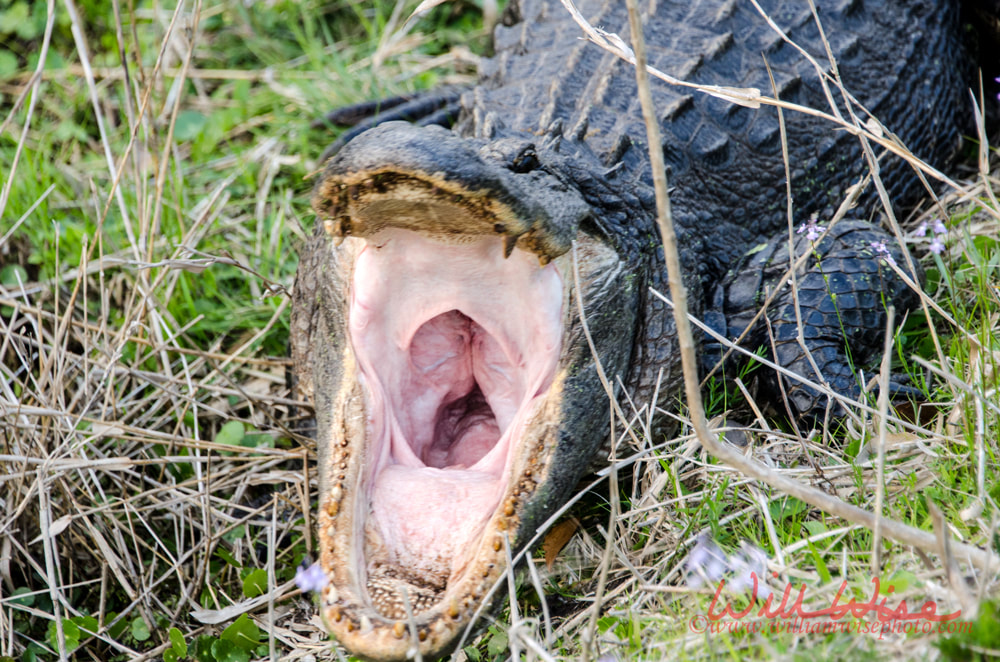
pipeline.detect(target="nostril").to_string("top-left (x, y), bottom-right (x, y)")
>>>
top-left (511, 146), bottom-right (539, 173)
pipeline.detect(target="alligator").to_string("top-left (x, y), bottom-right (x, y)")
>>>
top-left (290, 0), bottom-right (983, 658)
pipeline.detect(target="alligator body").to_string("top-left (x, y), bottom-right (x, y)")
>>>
top-left (291, 1), bottom-right (976, 658)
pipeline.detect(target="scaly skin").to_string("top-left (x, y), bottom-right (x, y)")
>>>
top-left (291, 0), bottom-right (978, 659)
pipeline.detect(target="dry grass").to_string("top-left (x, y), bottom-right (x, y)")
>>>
top-left (0, 2), bottom-right (478, 660)
top-left (1, 1), bottom-right (999, 661)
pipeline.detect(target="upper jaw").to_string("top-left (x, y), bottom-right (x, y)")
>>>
top-left (310, 121), bottom-right (592, 267)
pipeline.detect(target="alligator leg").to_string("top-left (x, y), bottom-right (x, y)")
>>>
top-left (703, 219), bottom-right (922, 420)
top-left (313, 87), bottom-right (464, 162)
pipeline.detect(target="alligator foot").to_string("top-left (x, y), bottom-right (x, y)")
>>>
top-left (313, 87), bottom-right (464, 162)
top-left (704, 219), bottom-right (922, 421)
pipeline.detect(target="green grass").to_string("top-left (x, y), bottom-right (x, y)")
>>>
top-left (1, 1), bottom-right (999, 661)
top-left (2, 0), bottom-right (480, 357)
top-left (1, 2), bottom-right (485, 661)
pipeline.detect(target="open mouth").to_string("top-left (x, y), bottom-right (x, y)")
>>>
top-left (348, 227), bottom-right (564, 618)
top-left (302, 122), bottom-right (614, 659)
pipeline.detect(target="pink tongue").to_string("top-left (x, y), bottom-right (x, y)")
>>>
top-left (370, 465), bottom-right (500, 578)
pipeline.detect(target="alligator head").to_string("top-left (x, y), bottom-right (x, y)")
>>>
top-left (292, 121), bottom-right (648, 660)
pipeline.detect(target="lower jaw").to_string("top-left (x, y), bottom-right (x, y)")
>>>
top-left (314, 224), bottom-right (567, 657)
top-left (317, 357), bottom-right (564, 660)
top-left (363, 462), bottom-right (504, 618)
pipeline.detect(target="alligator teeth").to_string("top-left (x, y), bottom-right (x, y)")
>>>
top-left (324, 218), bottom-right (346, 246)
top-left (502, 234), bottom-right (518, 259)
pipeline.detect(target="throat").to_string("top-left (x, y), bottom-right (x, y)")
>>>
top-left (428, 383), bottom-right (500, 469)
top-left (401, 309), bottom-right (509, 472)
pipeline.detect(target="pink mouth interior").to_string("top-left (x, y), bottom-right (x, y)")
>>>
top-left (348, 228), bottom-right (563, 588)
top-left (407, 310), bottom-right (506, 469)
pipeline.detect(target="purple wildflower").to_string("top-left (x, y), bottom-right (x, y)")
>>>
top-left (914, 218), bottom-right (947, 255)
top-left (686, 536), bottom-right (728, 587)
top-left (685, 536), bottom-right (771, 599)
top-left (741, 542), bottom-right (770, 579)
top-left (869, 240), bottom-right (897, 267)
top-left (295, 561), bottom-right (329, 593)
top-left (704, 554), bottom-right (728, 583)
top-left (726, 553), bottom-right (754, 592)
top-left (727, 564), bottom-right (772, 599)
top-left (686, 536), bottom-right (714, 570)
top-left (725, 542), bottom-right (772, 599)
top-left (796, 215), bottom-right (825, 242)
